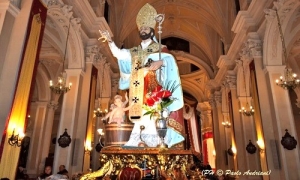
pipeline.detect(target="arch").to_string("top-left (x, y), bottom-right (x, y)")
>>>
top-left (46, 2), bottom-right (85, 71)
top-left (35, 66), bottom-right (52, 102)
top-left (264, 0), bottom-right (300, 66)
top-left (182, 80), bottom-right (205, 103)
top-left (171, 51), bottom-right (214, 78)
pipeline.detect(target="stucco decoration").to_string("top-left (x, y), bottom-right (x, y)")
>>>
top-left (264, 0), bottom-right (299, 66)
top-left (46, 0), bottom-right (85, 70)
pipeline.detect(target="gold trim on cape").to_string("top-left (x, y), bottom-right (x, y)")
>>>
top-left (128, 43), bottom-right (159, 122)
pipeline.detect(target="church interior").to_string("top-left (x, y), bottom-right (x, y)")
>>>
top-left (1, 0), bottom-right (300, 179)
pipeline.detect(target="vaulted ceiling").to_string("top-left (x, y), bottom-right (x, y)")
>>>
top-left (41, 0), bottom-right (240, 103)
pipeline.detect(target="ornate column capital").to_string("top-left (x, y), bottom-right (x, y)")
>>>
top-left (239, 38), bottom-right (262, 61)
top-left (209, 96), bottom-right (216, 108)
top-left (264, 9), bottom-right (276, 23)
top-left (86, 45), bottom-right (108, 64)
top-left (247, 39), bottom-right (262, 58)
top-left (198, 102), bottom-right (213, 134)
top-left (226, 75), bottom-right (237, 89)
top-left (214, 91), bottom-right (222, 106)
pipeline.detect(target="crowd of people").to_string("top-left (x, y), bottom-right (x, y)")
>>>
top-left (6, 164), bottom-right (69, 180)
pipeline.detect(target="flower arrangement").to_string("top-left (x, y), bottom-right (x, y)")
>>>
top-left (143, 81), bottom-right (180, 119)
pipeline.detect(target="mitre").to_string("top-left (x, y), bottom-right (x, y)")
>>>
top-left (136, 3), bottom-right (157, 30)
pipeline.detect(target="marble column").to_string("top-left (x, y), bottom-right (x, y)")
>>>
top-left (209, 95), bottom-right (217, 169)
top-left (91, 48), bottom-right (112, 171)
top-left (236, 54), bottom-right (261, 177)
top-left (209, 92), bottom-right (225, 170)
top-left (265, 65), bottom-right (300, 180)
top-left (214, 90), bottom-right (228, 171)
top-left (198, 102), bottom-right (215, 168)
top-left (26, 101), bottom-right (51, 176)
top-left (244, 36), bottom-right (270, 180)
top-left (263, 6), bottom-right (300, 179)
top-left (226, 75), bottom-right (243, 177)
top-left (220, 83), bottom-right (235, 171)
top-left (72, 46), bottom-right (101, 174)
top-left (52, 68), bottom-right (83, 175)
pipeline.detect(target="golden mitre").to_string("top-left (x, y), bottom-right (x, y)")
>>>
top-left (136, 3), bottom-right (157, 30)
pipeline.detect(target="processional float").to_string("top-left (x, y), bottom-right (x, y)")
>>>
top-left (81, 10), bottom-right (204, 180)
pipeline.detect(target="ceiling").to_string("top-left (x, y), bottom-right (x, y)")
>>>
top-left (40, 0), bottom-right (240, 103)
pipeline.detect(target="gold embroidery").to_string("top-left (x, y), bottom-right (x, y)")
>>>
top-left (128, 43), bottom-right (160, 121)
top-left (168, 118), bottom-right (183, 134)
top-left (136, 3), bottom-right (157, 30)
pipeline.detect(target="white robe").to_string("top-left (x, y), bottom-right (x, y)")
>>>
top-left (108, 41), bottom-right (184, 147)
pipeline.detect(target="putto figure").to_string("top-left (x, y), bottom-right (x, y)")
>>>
top-left (107, 94), bottom-right (133, 127)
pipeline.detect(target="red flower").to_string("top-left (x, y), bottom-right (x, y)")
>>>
top-left (153, 86), bottom-right (163, 93)
top-left (150, 92), bottom-right (160, 101)
top-left (146, 97), bottom-right (155, 106)
top-left (156, 90), bottom-right (172, 99)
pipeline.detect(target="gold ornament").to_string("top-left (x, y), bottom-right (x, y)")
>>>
top-left (136, 3), bottom-right (157, 30)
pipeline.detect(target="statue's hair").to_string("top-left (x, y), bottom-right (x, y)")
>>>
top-left (114, 95), bottom-right (122, 101)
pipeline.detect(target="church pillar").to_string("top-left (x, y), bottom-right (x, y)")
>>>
top-left (209, 93), bottom-right (220, 170)
top-left (26, 99), bottom-right (59, 176)
top-left (265, 65), bottom-right (300, 180)
top-left (0, 0), bottom-right (32, 142)
top-left (262, 4), bottom-right (300, 179)
top-left (220, 83), bottom-right (235, 172)
top-left (39, 100), bottom-right (59, 169)
top-left (82, 63), bottom-right (96, 173)
top-left (52, 68), bottom-right (83, 175)
top-left (74, 47), bottom-right (105, 174)
top-left (198, 102), bottom-right (215, 169)
top-left (91, 48), bottom-right (111, 171)
top-left (213, 90), bottom-right (228, 171)
top-left (226, 75), bottom-right (240, 177)
top-left (236, 56), bottom-right (261, 179)
top-left (243, 36), bottom-right (270, 179)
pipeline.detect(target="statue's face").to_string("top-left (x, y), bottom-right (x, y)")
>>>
top-left (114, 98), bottom-right (122, 107)
top-left (139, 26), bottom-right (152, 40)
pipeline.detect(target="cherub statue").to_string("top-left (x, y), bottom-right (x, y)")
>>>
top-left (102, 93), bottom-right (133, 127)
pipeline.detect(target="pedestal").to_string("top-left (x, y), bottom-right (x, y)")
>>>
top-left (80, 147), bottom-right (205, 180)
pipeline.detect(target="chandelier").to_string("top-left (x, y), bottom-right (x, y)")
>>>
top-left (49, 71), bottom-right (72, 94)
top-left (49, 19), bottom-right (72, 94)
top-left (276, 68), bottom-right (300, 90)
top-left (239, 60), bottom-right (254, 116)
top-left (94, 108), bottom-right (108, 118)
top-left (222, 120), bottom-right (231, 128)
top-left (274, 10), bottom-right (300, 90)
top-left (239, 103), bottom-right (254, 116)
